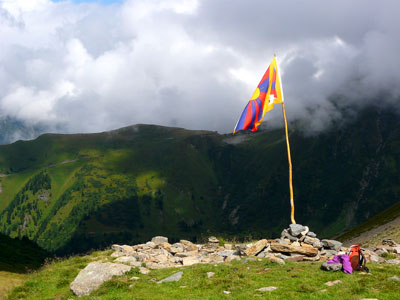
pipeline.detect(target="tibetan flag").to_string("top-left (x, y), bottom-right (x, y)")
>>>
top-left (233, 56), bottom-right (284, 134)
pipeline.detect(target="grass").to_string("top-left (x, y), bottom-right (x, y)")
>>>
top-left (0, 271), bottom-right (27, 299)
top-left (3, 250), bottom-right (400, 300)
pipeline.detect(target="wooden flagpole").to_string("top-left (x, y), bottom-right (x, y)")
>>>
top-left (275, 54), bottom-right (296, 224)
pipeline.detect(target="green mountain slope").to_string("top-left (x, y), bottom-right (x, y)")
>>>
top-left (0, 107), bottom-right (399, 255)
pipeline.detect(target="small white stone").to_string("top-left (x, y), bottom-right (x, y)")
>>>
top-left (256, 286), bottom-right (277, 292)
top-left (223, 291), bottom-right (231, 294)
top-left (207, 272), bottom-right (215, 278)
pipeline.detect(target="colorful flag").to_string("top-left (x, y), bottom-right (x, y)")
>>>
top-left (233, 56), bottom-right (284, 134)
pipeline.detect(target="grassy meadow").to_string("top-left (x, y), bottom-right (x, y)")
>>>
top-left (3, 249), bottom-right (400, 300)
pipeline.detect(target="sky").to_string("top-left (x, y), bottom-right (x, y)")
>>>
top-left (0, 0), bottom-right (399, 135)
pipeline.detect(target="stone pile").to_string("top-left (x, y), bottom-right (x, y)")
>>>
top-left (109, 224), bottom-right (348, 270)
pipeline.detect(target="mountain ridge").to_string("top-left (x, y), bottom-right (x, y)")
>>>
top-left (0, 106), bottom-right (398, 255)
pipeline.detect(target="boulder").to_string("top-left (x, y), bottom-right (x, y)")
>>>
top-left (270, 241), bottom-right (318, 257)
top-left (321, 262), bottom-right (342, 272)
top-left (70, 262), bottom-right (131, 297)
top-left (244, 239), bottom-right (268, 256)
top-left (151, 236), bottom-right (169, 244)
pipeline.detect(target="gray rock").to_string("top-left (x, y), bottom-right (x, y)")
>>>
top-left (375, 249), bottom-right (388, 255)
top-left (114, 256), bottom-right (142, 267)
top-left (369, 254), bottom-right (385, 263)
top-left (151, 236), bottom-right (169, 244)
top-left (70, 262), bottom-right (131, 297)
top-left (385, 259), bottom-right (400, 265)
top-left (303, 237), bottom-right (322, 249)
top-left (389, 275), bottom-right (400, 281)
top-left (157, 272), bottom-right (183, 283)
top-left (321, 239), bottom-right (342, 251)
top-left (207, 272), bottom-right (215, 278)
top-left (321, 262), bottom-right (342, 272)
top-left (320, 249), bottom-right (338, 258)
top-left (306, 231), bottom-right (317, 238)
top-left (217, 250), bottom-right (235, 257)
top-left (289, 224), bottom-right (307, 237)
top-left (282, 231), bottom-right (299, 242)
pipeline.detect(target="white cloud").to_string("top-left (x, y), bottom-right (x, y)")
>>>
top-left (0, 0), bottom-right (399, 136)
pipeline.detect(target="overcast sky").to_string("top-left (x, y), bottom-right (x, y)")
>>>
top-left (1, 0), bottom-right (399, 135)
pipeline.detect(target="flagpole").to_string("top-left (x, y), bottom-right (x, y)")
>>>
top-left (281, 102), bottom-right (296, 224)
top-left (275, 55), bottom-right (296, 225)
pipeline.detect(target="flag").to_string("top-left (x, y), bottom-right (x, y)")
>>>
top-left (233, 56), bottom-right (284, 134)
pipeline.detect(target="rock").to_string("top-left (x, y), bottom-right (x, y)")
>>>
top-left (270, 241), bottom-right (318, 257)
top-left (151, 236), bottom-right (168, 244)
top-left (385, 259), bottom-right (400, 265)
top-left (182, 256), bottom-right (200, 266)
top-left (392, 246), bottom-right (400, 254)
top-left (145, 241), bottom-right (156, 248)
top-left (70, 262), bottom-right (132, 297)
top-left (139, 267), bottom-right (150, 274)
top-left (223, 291), bottom-right (231, 294)
top-left (241, 258), bottom-right (256, 263)
top-left (303, 254), bottom-right (321, 262)
top-left (157, 271), bottom-right (183, 283)
top-left (389, 275), bottom-right (400, 281)
top-left (286, 255), bottom-right (304, 262)
top-left (207, 272), bottom-right (215, 278)
top-left (208, 236), bottom-right (219, 243)
top-left (321, 239), bottom-right (342, 251)
top-left (264, 254), bottom-right (285, 265)
top-left (303, 237), bottom-right (323, 249)
top-left (375, 249), bottom-right (388, 255)
top-left (324, 280), bottom-right (343, 286)
top-left (256, 286), bottom-right (277, 292)
top-left (306, 231), bottom-right (317, 238)
top-left (130, 276), bottom-right (140, 280)
top-left (291, 241), bottom-right (301, 247)
top-left (321, 262), bottom-right (342, 272)
top-left (244, 239), bottom-right (268, 256)
top-left (224, 244), bottom-right (233, 250)
top-left (382, 238), bottom-right (397, 246)
top-left (282, 230), bottom-right (299, 242)
top-left (225, 255), bottom-right (241, 263)
top-left (320, 249), bottom-right (338, 258)
top-left (368, 254), bottom-right (385, 264)
top-left (289, 224), bottom-right (307, 237)
top-left (114, 256), bottom-right (142, 267)
top-left (217, 250), bottom-right (235, 257)
top-left (180, 240), bottom-right (198, 251)
top-left (300, 226), bottom-right (309, 236)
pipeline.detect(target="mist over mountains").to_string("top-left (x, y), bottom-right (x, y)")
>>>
top-left (1, 0), bottom-right (400, 135)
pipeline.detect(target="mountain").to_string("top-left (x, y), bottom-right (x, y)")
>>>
top-left (0, 106), bottom-right (399, 255)
top-left (0, 116), bottom-right (44, 145)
